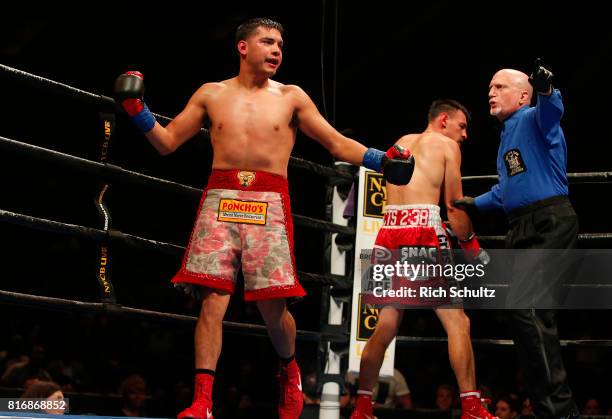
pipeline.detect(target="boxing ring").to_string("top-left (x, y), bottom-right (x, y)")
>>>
top-left (2, 63), bottom-right (612, 418)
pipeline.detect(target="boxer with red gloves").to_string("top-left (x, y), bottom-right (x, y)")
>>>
top-left (114, 18), bottom-right (413, 419)
top-left (114, 71), bottom-right (414, 185)
top-left (351, 99), bottom-right (495, 419)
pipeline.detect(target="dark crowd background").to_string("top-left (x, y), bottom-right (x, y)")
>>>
top-left (1, 1), bottom-right (612, 417)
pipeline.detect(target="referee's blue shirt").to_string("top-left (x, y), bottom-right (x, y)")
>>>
top-left (475, 89), bottom-right (569, 214)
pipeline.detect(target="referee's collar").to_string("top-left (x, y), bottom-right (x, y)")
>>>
top-left (502, 105), bottom-right (529, 132)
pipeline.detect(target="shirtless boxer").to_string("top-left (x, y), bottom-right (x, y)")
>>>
top-left (114, 18), bottom-right (413, 419)
top-left (350, 99), bottom-right (495, 419)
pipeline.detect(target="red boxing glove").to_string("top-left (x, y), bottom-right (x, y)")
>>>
top-left (122, 98), bottom-right (144, 116)
top-left (386, 144), bottom-right (411, 160)
top-left (113, 71), bottom-right (156, 132)
top-left (115, 71), bottom-right (145, 116)
top-left (381, 144), bottom-right (415, 185)
top-left (459, 233), bottom-right (490, 265)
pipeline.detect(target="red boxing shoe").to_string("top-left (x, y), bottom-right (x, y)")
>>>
top-left (177, 401), bottom-right (213, 419)
top-left (278, 358), bottom-right (304, 419)
top-left (461, 391), bottom-right (497, 419)
top-left (177, 373), bottom-right (214, 419)
top-left (350, 392), bottom-right (377, 419)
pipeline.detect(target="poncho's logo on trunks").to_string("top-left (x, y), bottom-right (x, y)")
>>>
top-left (218, 199), bottom-right (268, 225)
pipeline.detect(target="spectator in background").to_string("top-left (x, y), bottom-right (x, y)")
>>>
top-left (494, 393), bottom-right (520, 419)
top-left (2, 344), bottom-right (52, 388)
top-left (521, 397), bottom-right (534, 416)
top-left (0, 334), bottom-right (28, 374)
top-left (582, 398), bottom-right (602, 416)
top-left (435, 383), bottom-right (457, 412)
top-left (117, 374), bottom-right (148, 417)
top-left (346, 368), bottom-right (413, 409)
top-left (21, 380), bottom-right (66, 415)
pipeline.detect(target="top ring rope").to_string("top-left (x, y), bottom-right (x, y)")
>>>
top-left (0, 135), bottom-right (355, 236)
top-left (462, 172), bottom-right (612, 183)
top-left (0, 63), bottom-right (353, 180)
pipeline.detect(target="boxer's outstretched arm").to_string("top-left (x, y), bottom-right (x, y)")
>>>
top-left (291, 85), bottom-right (367, 165)
top-left (144, 84), bottom-right (210, 155)
top-left (444, 141), bottom-right (474, 240)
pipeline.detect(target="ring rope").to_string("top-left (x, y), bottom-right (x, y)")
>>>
top-left (11, 133), bottom-right (609, 240)
top-left (0, 63), bottom-right (354, 180)
top-left (0, 208), bottom-right (183, 255)
top-left (394, 335), bottom-right (612, 348)
top-left (0, 209), bottom-right (353, 289)
top-left (479, 233), bottom-right (612, 242)
top-left (15, 206), bottom-right (612, 251)
top-left (5, 208), bottom-right (609, 292)
top-left (462, 171), bottom-right (612, 183)
top-left (0, 290), bottom-right (339, 343)
top-left (0, 134), bottom-right (199, 196)
top-left (0, 135), bottom-right (355, 236)
top-left (3, 289), bottom-right (608, 349)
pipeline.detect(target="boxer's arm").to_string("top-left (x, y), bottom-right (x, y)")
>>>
top-left (444, 141), bottom-right (474, 241)
top-left (291, 86), bottom-right (367, 165)
top-left (144, 84), bottom-right (210, 155)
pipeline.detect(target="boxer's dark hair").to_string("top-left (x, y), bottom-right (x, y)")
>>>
top-left (236, 18), bottom-right (284, 43)
top-left (428, 99), bottom-right (471, 123)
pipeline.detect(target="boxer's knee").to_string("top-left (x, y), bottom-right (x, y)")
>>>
top-left (437, 308), bottom-right (470, 336)
top-left (199, 289), bottom-right (231, 323)
top-left (256, 298), bottom-right (289, 324)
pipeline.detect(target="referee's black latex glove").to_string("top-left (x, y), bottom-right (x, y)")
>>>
top-left (528, 58), bottom-right (554, 95)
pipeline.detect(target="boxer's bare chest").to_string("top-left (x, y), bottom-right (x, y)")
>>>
top-left (205, 87), bottom-right (295, 138)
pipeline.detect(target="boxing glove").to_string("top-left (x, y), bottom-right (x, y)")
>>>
top-left (459, 233), bottom-right (490, 265)
top-left (114, 71), bottom-right (156, 132)
top-left (362, 145), bottom-right (415, 185)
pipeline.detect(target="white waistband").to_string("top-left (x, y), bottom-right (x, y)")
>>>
top-left (385, 204), bottom-right (440, 213)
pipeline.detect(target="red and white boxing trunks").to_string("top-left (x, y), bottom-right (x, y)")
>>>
top-left (368, 204), bottom-right (454, 307)
top-left (172, 169), bottom-right (306, 301)
top-left (376, 204), bottom-right (448, 250)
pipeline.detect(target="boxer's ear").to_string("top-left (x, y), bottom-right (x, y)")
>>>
top-left (237, 40), bottom-right (248, 56)
top-left (440, 112), bottom-right (449, 128)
